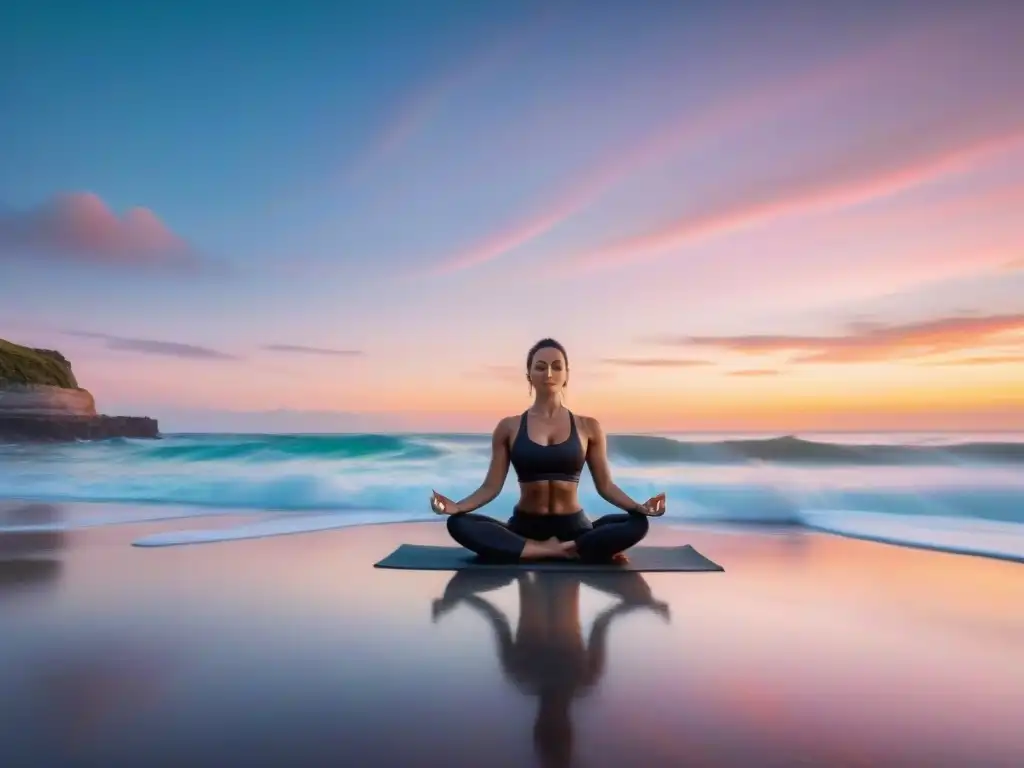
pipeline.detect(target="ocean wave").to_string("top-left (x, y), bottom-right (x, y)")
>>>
top-left (607, 434), bottom-right (1024, 465)
top-left (107, 433), bottom-right (446, 462)
top-left (0, 473), bottom-right (430, 513)
top-left (2, 430), bottom-right (1024, 562)
top-left (7, 432), bottom-right (1023, 467)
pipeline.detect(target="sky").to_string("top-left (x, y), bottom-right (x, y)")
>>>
top-left (1, 0), bottom-right (1023, 433)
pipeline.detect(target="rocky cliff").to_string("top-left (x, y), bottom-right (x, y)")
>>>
top-left (0, 338), bottom-right (159, 442)
top-left (0, 384), bottom-right (97, 417)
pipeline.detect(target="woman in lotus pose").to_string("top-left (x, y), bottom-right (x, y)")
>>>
top-left (430, 337), bottom-right (665, 563)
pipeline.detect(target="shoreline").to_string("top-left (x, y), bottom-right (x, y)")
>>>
top-left (2, 505), bottom-right (1022, 766)
top-left (3, 497), bottom-right (1023, 566)
top-left (802, 524), bottom-right (1024, 565)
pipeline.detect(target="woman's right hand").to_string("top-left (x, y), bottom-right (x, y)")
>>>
top-left (430, 490), bottom-right (460, 516)
top-left (636, 492), bottom-right (666, 517)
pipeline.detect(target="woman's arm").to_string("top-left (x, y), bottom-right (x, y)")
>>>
top-left (462, 596), bottom-right (517, 674)
top-left (583, 417), bottom-right (644, 513)
top-left (582, 602), bottom-right (632, 686)
top-left (452, 418), bottom-right (512, 513)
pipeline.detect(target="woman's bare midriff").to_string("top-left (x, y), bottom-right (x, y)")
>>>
top-left (516, 480), bottom-right (583, 515)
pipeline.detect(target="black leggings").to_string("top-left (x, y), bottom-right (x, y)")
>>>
top-left (446, 508), bottom-right (649, 563)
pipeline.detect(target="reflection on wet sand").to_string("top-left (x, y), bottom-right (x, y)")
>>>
top-left (1, 503), bottom-right (172, 764)
top-left (433, 569), bottom-right (670, 768)
top-left (1, 516), bottom-right (1021, 766)
top-left (0, 502), bottom-right (66, 593)
top-left (3, 626), bottom-right (174, 765)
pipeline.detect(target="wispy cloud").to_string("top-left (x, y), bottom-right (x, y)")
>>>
top-left (649, 313), bottom-right (1024, 364)
top-left (428, 20), bottom-right (963, 275)
top-left (350, 7), bottom-right (557, 178)
top-left (728, 369), bottom-right (780, 376)
top-left (566, 128), bottom-right (1024, 274)
top-left (1006, 258), bottom-right (1024, 271)
top-left (66, 331), bottom-right (237, 360)
top-left (601, 357), bottom-right (713, 368)
top-left (920, 355), bottom-right (1024, 366)
top-left (0, 192), bottom-right (198, 268)
top-left (261, 344), bottom-right (364, 358)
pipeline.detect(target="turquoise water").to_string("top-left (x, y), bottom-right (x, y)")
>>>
top-left (1, 431), bottom-right (1023, 559)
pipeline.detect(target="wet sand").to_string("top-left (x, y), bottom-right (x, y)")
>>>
top-left (1, 504), bottom-right (1023, 767)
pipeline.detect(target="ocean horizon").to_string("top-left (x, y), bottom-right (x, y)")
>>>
top-left (2, 429), bottom-right (1023, 560)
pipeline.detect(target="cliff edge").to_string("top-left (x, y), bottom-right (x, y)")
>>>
top-left (0, 337), bottom-right (159, 442)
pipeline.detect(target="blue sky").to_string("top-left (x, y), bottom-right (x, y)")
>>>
top-left (1, 0), bottom-right (1023, 431)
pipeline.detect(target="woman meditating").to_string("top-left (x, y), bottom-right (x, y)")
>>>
top-left (430, 337), bottom-right (666, 563)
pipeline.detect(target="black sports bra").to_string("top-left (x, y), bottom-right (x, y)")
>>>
top-left (509, 410), bottom-right (586, 484)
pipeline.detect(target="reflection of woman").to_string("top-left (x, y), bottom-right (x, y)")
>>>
top-left (433, 570), bottom-right (670, 768)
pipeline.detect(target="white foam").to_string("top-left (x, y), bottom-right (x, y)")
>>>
top-left (130, 511), bottom-right (436, 547)
top-left (799, 509), bottom-right (1024, 563)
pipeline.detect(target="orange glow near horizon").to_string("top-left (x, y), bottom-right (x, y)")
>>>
top-left (63, 338), bottom-right (1024, 431)
top-left (9, 279), bottom-right (1021, 433)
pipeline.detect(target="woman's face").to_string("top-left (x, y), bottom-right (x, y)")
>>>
top-left (528, 347), bottom-right (568, 392)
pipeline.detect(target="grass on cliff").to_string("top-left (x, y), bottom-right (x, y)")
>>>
top-left (0, 338), bottom-right (78, 388)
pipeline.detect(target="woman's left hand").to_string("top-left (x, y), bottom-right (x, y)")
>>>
top-left (637, 492), bottom-right (666, 517)
top-left (430, 490), bottom-right (460, 516)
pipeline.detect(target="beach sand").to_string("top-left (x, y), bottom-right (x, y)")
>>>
top-left (2, 504), bottom-right (1023, 767)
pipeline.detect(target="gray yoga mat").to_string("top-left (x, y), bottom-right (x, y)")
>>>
top-left (373, 543), bottom-right (724, 572)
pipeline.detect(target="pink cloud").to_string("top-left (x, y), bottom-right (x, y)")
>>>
top-left (653, 313), bottom-right (1024, 364)
top-left (0, 192), bottom-right (197, 267)
top-left (565, 129), bottom-right (1024, 274)
top-left (428, 19), bottom-right (966, 275)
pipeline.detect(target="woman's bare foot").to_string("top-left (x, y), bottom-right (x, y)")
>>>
top-left (520, 537), bottom-right (570, 560)
top-left (544, 537), bottom-right (577, 559)
top-left (559, 540), bottom-right (580, 559)
top-left (610, 552), bottom-right (630, 565)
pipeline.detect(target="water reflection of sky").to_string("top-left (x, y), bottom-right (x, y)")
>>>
top-left (0, 520), bottom-right (1020, 766)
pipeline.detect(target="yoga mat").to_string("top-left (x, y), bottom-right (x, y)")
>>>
top-left (373, 543), bottom-right (724, 572)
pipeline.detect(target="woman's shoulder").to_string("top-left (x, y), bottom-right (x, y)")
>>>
top-left (493, 413), bottom-right (523, 434)
top-left (572, 412), bottom-right (603, 436)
